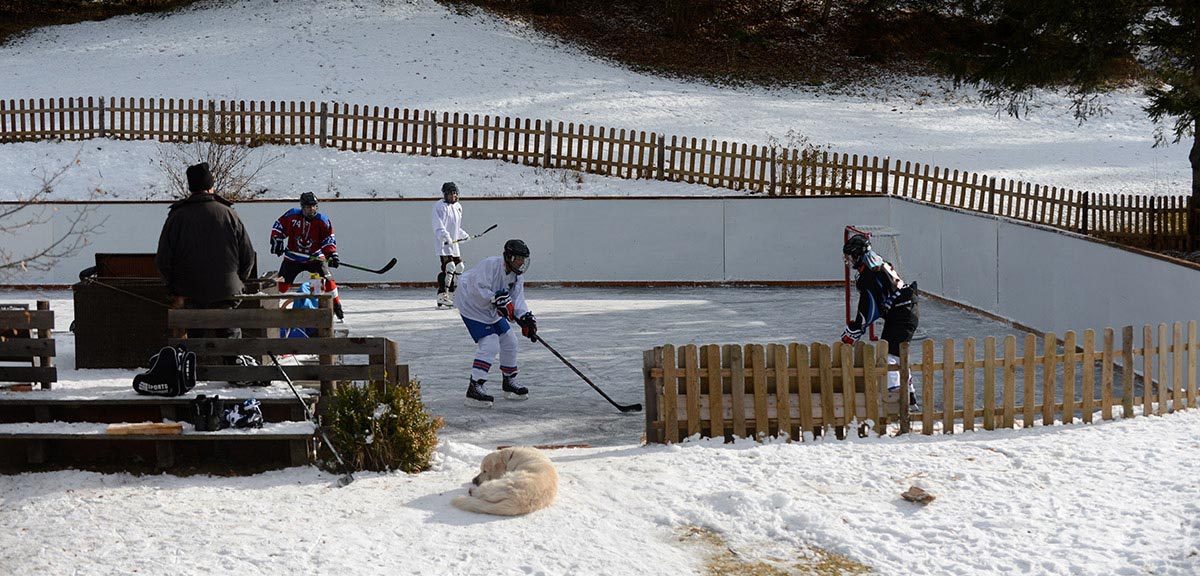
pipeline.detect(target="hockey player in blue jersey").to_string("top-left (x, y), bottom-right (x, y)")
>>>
top-left (454, 239), bottom-right (538, 407)
top-left (841, 233), bottom-right (920, 409)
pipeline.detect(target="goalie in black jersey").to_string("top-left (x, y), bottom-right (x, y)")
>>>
top-left (841, 233), bottom-right (919, 408)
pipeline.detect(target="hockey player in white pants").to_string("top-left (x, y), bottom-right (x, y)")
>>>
top-left (432, 182), bottom-right (468, 309)
top-left (454, 239), bottom-right (538, 407)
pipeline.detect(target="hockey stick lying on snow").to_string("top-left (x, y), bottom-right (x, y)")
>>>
top-left (445, 223), bottom-right (498, 246)
top-left (527, 331), bottom-right (642, 413)
top-left (285, 251), bottom-right (396, 275)
top-left (267, 353), bottom-right (355, 487)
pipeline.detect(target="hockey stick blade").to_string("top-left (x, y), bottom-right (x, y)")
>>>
top-left (534, 335), bottom-right (642, 413)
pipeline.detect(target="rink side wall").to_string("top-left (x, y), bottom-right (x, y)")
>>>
top-left (2, 196), bottom-right (1196, 336)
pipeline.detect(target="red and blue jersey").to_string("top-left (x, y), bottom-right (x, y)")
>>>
top-left (270, 208), bottom-right (337, 263)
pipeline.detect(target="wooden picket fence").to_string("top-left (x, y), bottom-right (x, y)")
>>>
top-left (0, 96), bottom-right (1192, 250)
top-left (642, 321), bottom-right (1199, 443)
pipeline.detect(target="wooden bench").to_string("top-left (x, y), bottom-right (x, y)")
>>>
top-left (0, 394), bottom-right (319, 470)
top-left (167, 293), bottom-right (408, 413)
top-left (0, 300), bottom-right (56, 390)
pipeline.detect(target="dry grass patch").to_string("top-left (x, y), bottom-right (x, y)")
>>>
top-left (677, 525), bottom-right (872, 576)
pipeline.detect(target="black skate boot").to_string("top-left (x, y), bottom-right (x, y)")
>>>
top-left (333, 301), bottom-right (345, 322)
top-left (465, 378), bottom-right (494, 408)
top-left (502, 375), bottom-right (528, 401)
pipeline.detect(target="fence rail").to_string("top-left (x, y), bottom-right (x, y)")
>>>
top-left (641, 321), bottom-right (1199, 443)
top-left (1, 96), bottom-right (1192, 250)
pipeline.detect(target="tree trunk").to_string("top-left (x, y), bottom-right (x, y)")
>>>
top-left (1191, 122), bottom-right (1199, 251)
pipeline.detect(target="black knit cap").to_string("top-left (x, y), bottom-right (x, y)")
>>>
top-left (442, 182), bottom-right (458, 196)
top-left (186, 162), bottom-right (214, 192)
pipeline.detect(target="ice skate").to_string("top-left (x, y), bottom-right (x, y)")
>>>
top-left (465, 378), bottom-right (494, 407)
top-left (333, 301), bottom-right (345, 322)
top-left (436, 293), bottom-right (455, 310)
top-left (502, 375), bottom-right (528, 401)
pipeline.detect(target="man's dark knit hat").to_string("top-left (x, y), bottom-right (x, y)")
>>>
top-left (186, 162), bottom-right (214, 192)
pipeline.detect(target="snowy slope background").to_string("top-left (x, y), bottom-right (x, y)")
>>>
top-left (0, 1), bottom-right (1197, 575)
top-left (0, 0), bottom-right (1188, 200)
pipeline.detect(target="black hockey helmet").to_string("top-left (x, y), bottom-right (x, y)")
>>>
top-left (300, 192), bottom-right (318, 206)
top-left (842, 234), bottom-right (871, 260)
top-left (441, 182), bottom-right (459, 204)
top-left (503, 239), bottom-right (530, 274)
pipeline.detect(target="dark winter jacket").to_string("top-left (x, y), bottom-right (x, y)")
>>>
top-left (156, 192), bottom-right (257, 306)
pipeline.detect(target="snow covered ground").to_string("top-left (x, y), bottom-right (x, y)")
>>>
top-left (0, 2), bottom-right (1197, 574)
top-left (0, 0), bottom-right (1188, 200)
top-left (0, 287), bottom-right (1197, 575)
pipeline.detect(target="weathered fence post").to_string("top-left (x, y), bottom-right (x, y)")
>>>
top-left (769, 147), bottom-right (777, 196)
top-left (881, 156), bottom-right (890, 195)
top-left (1150, 196), bottom-right (1159, 250)
top-left (98, 96), bottom-right (106, 139)
top-left (319, 102), bottom-right (328, 148)
top-left (429, 110), bottom-right (439, 157)
top-left (207, 99), bottom-right (216, 137)
top-left (1190, 195), bottom-right (1199, 252)
top-left (543, 120), bottom-right (552, 167)
top-left (987, 176), bottom-right (997, 215)
top-left (1081, 191), bottom-right (1090, 236)
top-left (656, 134), bottom-right (665, 181)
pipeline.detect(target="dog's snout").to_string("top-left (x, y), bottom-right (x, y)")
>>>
top-left (472, 472), bottom-right (485, 486)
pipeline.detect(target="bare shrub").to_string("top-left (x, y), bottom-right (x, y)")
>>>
top-left (767, 129), bottom-right (847, 196)
top-left (156, 115), bottom-right (283, 201)
top-left (0, 154), bottom-right (107, 275)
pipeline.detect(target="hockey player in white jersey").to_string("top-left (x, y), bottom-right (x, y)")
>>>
top-left (454, 239), bottom-right (538, 407)
top-left (432, 181), bottom-right (468, 309)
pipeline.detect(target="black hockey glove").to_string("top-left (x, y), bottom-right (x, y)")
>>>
top-left (519, 312), bottom-right (538, 342)
top-left (327, 252), bottom-right (340, 268)
top-left (270, 237), bottom-right (286, 256)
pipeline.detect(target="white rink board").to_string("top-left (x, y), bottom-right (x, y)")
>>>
top-left (1, 196), bottom-right (1195, 334)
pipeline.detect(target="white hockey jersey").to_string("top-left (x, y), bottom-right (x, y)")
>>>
top-left (432, 199), bottom-right (465, 257)
top-left (454, 256), bottom-right (530, 324)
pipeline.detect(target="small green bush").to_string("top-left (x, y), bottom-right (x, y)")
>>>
top-left (323, 381), bottom-right (444, 474)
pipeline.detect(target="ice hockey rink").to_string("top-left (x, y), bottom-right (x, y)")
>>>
top-left (23, 285), bottom-right (1031, 448)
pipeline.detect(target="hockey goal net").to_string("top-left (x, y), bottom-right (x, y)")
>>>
top-left (843, 225), bottom-right (904, 341)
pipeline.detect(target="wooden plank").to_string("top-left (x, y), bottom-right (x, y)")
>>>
top-left (1144, 325), bottom-right (1154, 416)
top-left (728, 344), bottom-right (746, 439)
top-left (1062, 331), bottom-right (1076, 424)
top-left (962, 337), bottom-right (975, 432)
top-left (1122, 325), bottom-right (1135, 417)
top-left (817, 343), bottom-right (835, 436)
top-left (169, 308), bottom-right (332, 330)
top-left (0, 339), bottom-right (55, 356)
top-left (198, 364), bottom-right (387, 382)
top-left (0, 310), bottom-right (54, 330)
top-left (1042, 332), bottom-right (1057, 425)
top-left (795, 344), bottom-right (813, 438)
top-left (839, 343), bottom-right (855, 429)
top-left (1082, 330), bottom-right (1095, 423)
top-left (942, 338), bottom-right (955, 433)
top-left (1189, 321), bottom-right (1198, 409)
top-left (684, 344), bottom-right (700, 437)
top-left (1101, 328), bottom-right (1115, 420)
top-left (662, 344), bottom-right (678, 443)
top-left (899, 342), bottom-right (912, 434)
top-left (107, 422), bottom-right (183, 436)
top-left (1158, 324), bottom-right (1168, 415)
top-left (863, 342), bottom-right (880, 435)
top-left (1022, 334), bottom-right (1036, 427)
top-left (771, 344), bottom-right (791, 440)
top-left (1173, 322), bottom-right (1184, 412)
top-left (703, 345), bottom-right (723, 439)
top-left (171, 337), bottom-right (390, 356)
top-left (750, 344), bottom-right (769, 438)
top-left (983, 336), bottom-right (996, 430)
top-left (0, 367), bottom-right (57, 382)
top-left (921, 339), bottom-right (934, 435)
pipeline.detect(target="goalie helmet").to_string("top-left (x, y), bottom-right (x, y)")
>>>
top-left (503, 239), bottom-right (530, 275)
top-left (843, 234), bottom-right (871, 261)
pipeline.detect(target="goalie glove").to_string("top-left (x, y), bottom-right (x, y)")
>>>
top-left (518, 312), bottom-right (538, 342)
top-left (841, 326), bottom-right (863, 345)
top-left (270, 237), bottom-right (286, 256)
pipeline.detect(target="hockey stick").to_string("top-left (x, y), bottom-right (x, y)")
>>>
top-left (445, 223), bottom-right (498, 245)
top-left (284, 251), bottom-right (396, 275)
top-left (266, 353), bottom-right (355, 487)
top-left (530, 333), bottom-right (642, 413)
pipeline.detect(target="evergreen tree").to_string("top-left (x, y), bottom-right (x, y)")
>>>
top-left (946, 1), bottom-right (1200, 247)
